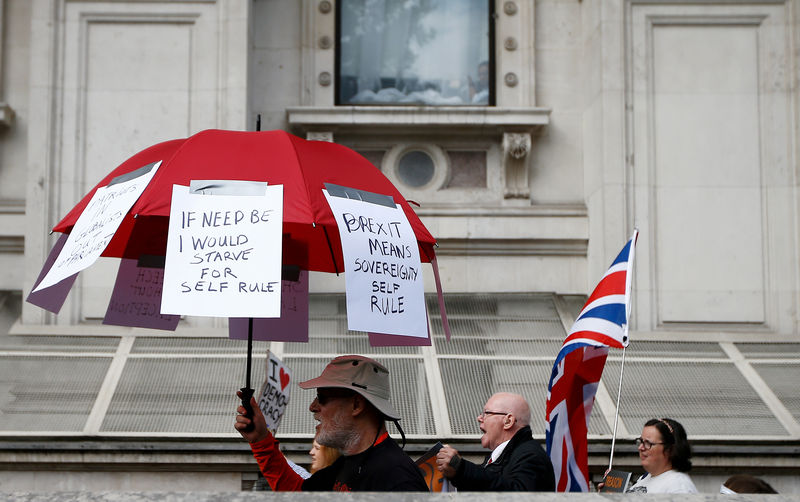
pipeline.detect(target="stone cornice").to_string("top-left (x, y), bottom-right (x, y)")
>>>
top-left (0, 199), bottom-right (25, 214)
top-left (286, 106), bottom-right (551, 135)
top-left (0, 236), bottom-right (23, 253)
top-left (413, 204), bottom-right (587, 218)
top-left (435, 238), bottom-right (588, 256)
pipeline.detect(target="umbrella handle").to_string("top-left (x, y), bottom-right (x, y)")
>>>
top-left (239, 387), bottom-right (255, 433)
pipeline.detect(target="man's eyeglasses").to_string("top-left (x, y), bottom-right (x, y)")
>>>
top-left (316, 388), bottom-right (355, 405)
top-left (635, 437), bottom-right (665, 450)
top-left (479, 410), bottom-right (509, 419)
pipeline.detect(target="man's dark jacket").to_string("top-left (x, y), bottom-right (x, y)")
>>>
top-left (450, 425), bottom-right (555, 491)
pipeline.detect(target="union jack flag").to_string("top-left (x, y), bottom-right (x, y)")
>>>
top-left (545, 230), bottom-right (638, 492)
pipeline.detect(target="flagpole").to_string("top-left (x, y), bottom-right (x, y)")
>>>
top-left (606, 345), bottom-right (627, 475)
top-left (608, 228), bottom-right (638, 476)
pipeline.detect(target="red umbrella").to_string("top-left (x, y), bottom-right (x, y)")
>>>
top-left (48, 128), bottom-right (439, 427)
top-left (53, 129), bottom-right (437, 271)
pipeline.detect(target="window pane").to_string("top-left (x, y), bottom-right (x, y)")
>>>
top-left (397, 150), bottom-right (435, 187)
top-left (338, 0), bottom-right (491, 106)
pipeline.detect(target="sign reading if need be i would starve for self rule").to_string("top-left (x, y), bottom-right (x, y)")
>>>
top-left (161, 184), bottom-right (284, 318)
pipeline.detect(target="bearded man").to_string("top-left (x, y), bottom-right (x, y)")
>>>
top-left (235, 355), bottom-right (427, 492)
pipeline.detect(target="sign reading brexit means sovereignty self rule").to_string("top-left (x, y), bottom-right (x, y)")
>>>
top-left (324, 190), bottom-right (427, 339)
top-left (32, 161), bottom-right (161, 292)
top-left (161, 184), bottom-right (284, 318)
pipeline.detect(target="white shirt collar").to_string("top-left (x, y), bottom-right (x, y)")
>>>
top-left (489, 439), bottom-right (511, 464)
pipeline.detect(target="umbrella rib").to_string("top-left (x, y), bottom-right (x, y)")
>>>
top-left (322, 226), bottom-right (340, 275)
top-left (283, 132), bottom-right (343, 273)
top-left (283, 133), bottom-right (319, 225)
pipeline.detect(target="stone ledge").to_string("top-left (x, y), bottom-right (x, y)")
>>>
top-left (3, 492), bottom-right (800, 501)
top-left (0, 199), bottom-right (25, 214)
top-left (435, 238), bottom-right (588, 257)
top-left (414, 204), bottom-right (587, 218)
top-left (0, 236), bottom-right (24, 254)
top-left (287, 106), bottom-right (550, 136)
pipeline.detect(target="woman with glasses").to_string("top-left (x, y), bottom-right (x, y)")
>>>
top-left (627, 417), bottom-right (697, 494)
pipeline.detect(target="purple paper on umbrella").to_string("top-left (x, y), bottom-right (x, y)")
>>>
top-left (229, 270), bottom-right (309, 342)
top-left (103, 258), bottom-right (180, 330)
top-left (368, 322), bottom-right (432, 347)
top-left (26, 233), bottom-right (78, 314)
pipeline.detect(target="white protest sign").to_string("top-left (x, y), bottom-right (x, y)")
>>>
top-left (161, 184), bottom-right (284, 317)
top-left (258, 351), bottom-right (292, 434)
top-left (33, 162), bottom-right (161, 292)
top-left (324, 190), bottom-right (427, 338)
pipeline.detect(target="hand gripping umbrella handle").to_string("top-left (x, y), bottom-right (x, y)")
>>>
top-left (239, 387), bottom-right (255, 433)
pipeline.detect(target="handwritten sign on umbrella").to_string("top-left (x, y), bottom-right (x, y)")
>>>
top-left (33, 161), bottom-right (160, 292)
top-left (103, 258), bottom-right (180, 330)
top-left (26, 234), bottom-right (78, 313)
top-left (324, 188), bottom-right (427, 339)
top-left (161, 184), bottom-right (284, 317)
top-left (229, 269), bottom-right (310, 342)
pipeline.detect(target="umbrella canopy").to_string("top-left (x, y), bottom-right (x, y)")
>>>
top-left (45, 129), bottom-right (442, 428)
top-left (53, 129), bottom-right (437, 272)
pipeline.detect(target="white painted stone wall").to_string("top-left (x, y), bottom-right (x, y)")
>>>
top-left (0, 0), bottom-right (793, 336)
top-left (0, 0), bottom-right (30, 291)
top-left (21, 0), bottom-right (249, 324)
top-left (626, 1), bottom-right (798, 334)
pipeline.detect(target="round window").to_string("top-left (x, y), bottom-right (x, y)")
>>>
top-left (397, 150), bottom-right (435, 188)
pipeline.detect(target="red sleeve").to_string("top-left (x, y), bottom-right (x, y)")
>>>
top-left (249, 435), bottom-right (304, 491)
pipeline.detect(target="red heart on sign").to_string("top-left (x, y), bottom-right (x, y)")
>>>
top-left (279, 367), bottom-right (290, 391)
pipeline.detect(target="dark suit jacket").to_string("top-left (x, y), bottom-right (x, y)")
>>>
top-left (450, 426), bottom-right (555, 491)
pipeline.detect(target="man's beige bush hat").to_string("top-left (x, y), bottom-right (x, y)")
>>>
top-left (299, 354), bottom-right (400, 421)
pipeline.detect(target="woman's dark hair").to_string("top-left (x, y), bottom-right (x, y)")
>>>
top-left (724, 474), bottom-right (778, 494)
top-left (644, 417), bottom-right (692, 472)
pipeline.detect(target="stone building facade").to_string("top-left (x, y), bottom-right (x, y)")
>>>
top-left (0, 0), bottom-right (798, 494)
